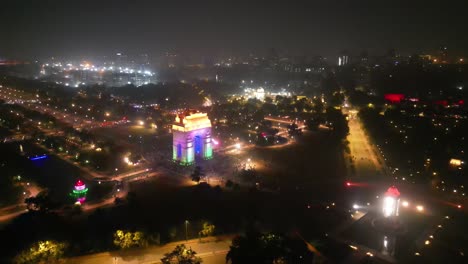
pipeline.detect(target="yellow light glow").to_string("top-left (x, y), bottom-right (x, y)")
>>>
top-left (173, 112), bottom-right (211, 132)
top-left (449, 158), bottom-right (462, 166)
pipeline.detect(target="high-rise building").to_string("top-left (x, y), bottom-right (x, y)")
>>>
top-left (338, 51), bottom-right (350, 66)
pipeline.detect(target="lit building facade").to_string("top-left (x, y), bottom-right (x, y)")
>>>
top-left (338, 55), bottom-right (349, 66)
top-left (172, 110), bottom-right (213, 165)
top-left (382, 186), bottom-right (401, 218)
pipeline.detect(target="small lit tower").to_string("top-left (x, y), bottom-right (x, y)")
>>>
top-left (382, 186), bottom-right (401, 217)
top-left (71, 180), bottom-right (89, 204)
top-left (172, 110), bottom-right (213, 165)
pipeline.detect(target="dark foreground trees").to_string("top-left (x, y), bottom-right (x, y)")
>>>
top-left (226, 232), bottom-right (314, 264)
top-left (24, 190), bottom-right (57, 212)
top-left (191, 166), bottom-right (205, 183)
top-left (161, 244), bottom-right (202, 264)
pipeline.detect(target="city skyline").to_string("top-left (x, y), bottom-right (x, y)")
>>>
top-left (1, 1), bottom-right (468, 263)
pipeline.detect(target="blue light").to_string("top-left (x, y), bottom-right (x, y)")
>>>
top-left (29, 155), bottom-right (48, 161)
top-left (194, 136), bottom-right (201, 154)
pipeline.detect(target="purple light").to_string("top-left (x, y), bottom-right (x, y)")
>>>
top-left (75, 185), bottom-right (86, 191)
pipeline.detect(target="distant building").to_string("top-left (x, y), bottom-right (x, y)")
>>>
top-left (338, 55), bottom-right (349, 66)
top-left (244, 87), bottom-right (266, 101)
top-left (172, 110), bottom-right (213, 165)
top-left (162, 52), bottom-right (180, 68)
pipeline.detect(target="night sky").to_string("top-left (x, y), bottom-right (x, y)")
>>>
top-left (1, 0), bottom-right (468, 59)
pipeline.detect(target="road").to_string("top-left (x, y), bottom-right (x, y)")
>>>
top-left (344, 109), bottom-right (386, 179)
top-left (0, 86), bottom-right (155, 180)
top-left (0, 86), bottom-right (122, 130)
top-left (67, 236), bottom-right (232, 264)
top-left (264, 115), bottom-right (305, 126)
top-left (0, 182), bottom-right (42, 223)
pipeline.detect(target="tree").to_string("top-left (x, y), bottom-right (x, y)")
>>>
top-left (305, 119), bottom-right (320, 131)
top-left (287, 123), bottom-right (302, 136)
top-left (238, 168), bottom-right (259, 183)
top-left (191, 166), bottom-right (205, 183)
top-left (161, 244), bottom-right (202, 264)
top-left (226, 232), bottom-right (314, 264)
top-left (312, 97), bottom-right (324, 114)
top-left (329, 91), bottom-right (345, 107)
top-left (113, 230), bottom-right (148, 249)
top-left (24, 190), bottom-right (54, 212)
top-left (264, 97), bottom-right (273, 104)
top-left (325, 107), bottom-right (349, 140)
top-left (225, 180), bottom-right (234, 188)
top-left (14, 240), bottom-right (66, 264)
top-left (199, 222), bottom-right (215, 238)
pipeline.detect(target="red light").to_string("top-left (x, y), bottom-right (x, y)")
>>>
top-left (435, 100), bottom-right (448, 106)
top-left (457, 204), bottom-right (462, 209)
top-left (385, 186), bottom-right (401, 197)
top-left (384, 94), bottom-right (405, 103)
top-left (346, 182), bottom-right (351, 187)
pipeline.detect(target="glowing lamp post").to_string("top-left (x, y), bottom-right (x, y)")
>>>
top-left (383, 186), bottom-right (400, 218)
top-left (71, 179), bottom-right (89, 204)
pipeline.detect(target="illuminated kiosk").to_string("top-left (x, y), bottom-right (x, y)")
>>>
top-left (172, 110), bottom-right (213, 165)
top-left (70, 180), bottom-right (89, 204)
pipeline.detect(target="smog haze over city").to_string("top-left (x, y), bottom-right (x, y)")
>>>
top-left (1, 1), bottom-right (468, 264)
top-left (2, 0), bottom-right (468, 59)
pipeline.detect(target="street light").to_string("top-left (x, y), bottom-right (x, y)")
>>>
top-left (185, 220), bottom-right (189, 241)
